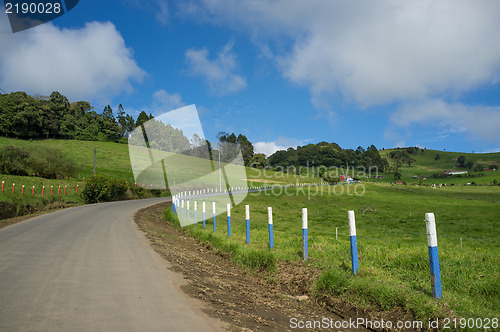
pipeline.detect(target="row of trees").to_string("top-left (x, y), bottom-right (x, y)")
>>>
top-left (266, 142), bottom-right (389, 171)
top-left (0, 91), bottom-right (154, 142)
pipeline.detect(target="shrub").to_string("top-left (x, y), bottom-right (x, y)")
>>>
top-left (0, 201), bottom-right (17, 219)
top-left (0, 146), bottom-right (30, 176)
top-left (0, 145), bottom-right (75, 179)
top-left (80, 174), bottom-right (128, 204)
top-left (27, 147), bottom-right (76, 179)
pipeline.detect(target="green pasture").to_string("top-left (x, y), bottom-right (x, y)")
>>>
top-left (176, 183), bottom-right (500, 324)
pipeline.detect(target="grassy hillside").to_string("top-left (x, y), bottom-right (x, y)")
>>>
top-left (0, 137), bottom-right (319, 184)
top-left (378, 148), bottom-right (500, 184)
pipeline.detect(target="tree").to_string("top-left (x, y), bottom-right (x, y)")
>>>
top-left (393, 171), bottom-right (401, 180)
top-left (236, 134), bottom-right (254, 166)
top-left (116, 104), bottom-right (127, 137)
top-left (136, 111), bottom-right (150, 127)
top-left (100, 105), bottom-right (119, 141)
top-left (435, 154), bottom-right (440, 160)
top-left (465, 161), bottom-right (474, 170)
top-left (250, 153), bottom-right (267, 168)
top-left (404, 157), bottom-right (417, 167)
top-left (457, 155), bottom-right (466, 168)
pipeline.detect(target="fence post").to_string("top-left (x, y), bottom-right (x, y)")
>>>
top-left (302, 208), bottom-right (308, 261)
top-left (227, 203), bottom-right (231, 237)
top-left (268, 207), bottom-right (274, 249)
top-left (426, 212), bottom-right (442, 299)
top-left (42, 186), bottom-right (45, 197)
top-left (181, 199), bottom-right (184, 219)
top-left (50, 186), bottom-right (53, 196)
top-left (58, 186), bottom-right (60, 196)
top-left (32, 186), bottom-right (35, 196)
top-left (348, 210), bottom-right (359, 275)
top-left (203, 202), bottom-right (206, 229)
top-left (212, 202), bottom-right (216, 231)
top-left (187, 200), bottom-right (190, 223)
top-left (194, 201), bottom-right (197, 225)
top-left (12, 183), bottom-right (15, 193)
top-left (76, 185), bottom-right (79, 193)
top-left (21, 185), bottom-right (24, 195)
top-left (1, 181), bottom-right (4, 192)
top-left (245, 205), bottom-right (250, 244)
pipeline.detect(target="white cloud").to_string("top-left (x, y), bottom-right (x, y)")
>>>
top-left (254, 137), bottom-right (310, 156)
top-left (124, 0), bottom-right (169, 25)
top-left (154, 0), bottom-right (169, 25)
top-left (179, 1), bottom-right (500, 106)
top-left (390, 99), bottom-right (500, 141)
top-left (185, 41), bottom-right (246, 94)
top-left (152, 89), bottom-right (186, 111)
top-left (0, 16), bottom-right (145, 102)
top-left (254, 141), bottom-right (288, 156)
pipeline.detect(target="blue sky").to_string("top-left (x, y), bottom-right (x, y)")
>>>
top-left (1, 0), bottom-right (500, 155)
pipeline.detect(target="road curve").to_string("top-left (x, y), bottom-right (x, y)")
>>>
top-left (0, 198), bottom-right (225, 332)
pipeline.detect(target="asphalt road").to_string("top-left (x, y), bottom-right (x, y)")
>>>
top-left (0, 198), bottom-right (225, 332)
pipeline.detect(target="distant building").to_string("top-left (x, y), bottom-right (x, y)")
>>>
top-left (444, 170), bottom-right (468, 175)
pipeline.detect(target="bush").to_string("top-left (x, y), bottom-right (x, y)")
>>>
top-left (27, 147), bottom-right (76, 179)
top-left (0, 146), bottom-right (30, 176)
top-left (80, 174), bottom-right (128, 204)
top-left (0, 201), bottom-right (17, 219)
top-left (0, 145), bottom-right (75, 179)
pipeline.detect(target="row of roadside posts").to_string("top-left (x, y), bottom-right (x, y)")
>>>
top-left (170, 187), bottom-right (442, 300)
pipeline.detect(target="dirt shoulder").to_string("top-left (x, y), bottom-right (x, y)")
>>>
top-left (134, 202), bottom-right (392, 331)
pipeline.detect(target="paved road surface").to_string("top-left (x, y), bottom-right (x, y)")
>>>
top-left (0, 198), bottom-right (225, 331)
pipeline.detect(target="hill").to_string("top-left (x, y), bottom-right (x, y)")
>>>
top-left (378, 148), bottom-right (500, 184)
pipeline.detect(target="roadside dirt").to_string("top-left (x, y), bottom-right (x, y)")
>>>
top-left (135, 202), bottom-right (420, 331)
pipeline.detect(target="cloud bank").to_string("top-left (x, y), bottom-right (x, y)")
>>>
top-left (0, 16), bottom-right (145, 102)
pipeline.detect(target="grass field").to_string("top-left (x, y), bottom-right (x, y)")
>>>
top-left (173, 183), bottom-right (500, 324)
top-left (377, 148), bottom-right (500, 185)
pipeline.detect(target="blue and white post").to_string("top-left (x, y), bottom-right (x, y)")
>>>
top-left (202, 202), bottom-right (206, 229)
top-left (268, 207), bottom-right (274, 249)
top-left (426, 212), bottom-right (442, 299)
top-left (302, 208), bottom-right (308, 261)
top-left (245, 205), bottom-right (250, 244)
top-left (194, 201), bottom-right (197, 225)
top-left (348, 210), bottom-right (359, 275)
top-left (181, 199), bottom-right (184, 220)
top-left (227, 203), bottom-right (231, 237)
top-left (187, 200), bottom-right (190, 223)
top-left (212, 202), bottom-right (216, 231)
